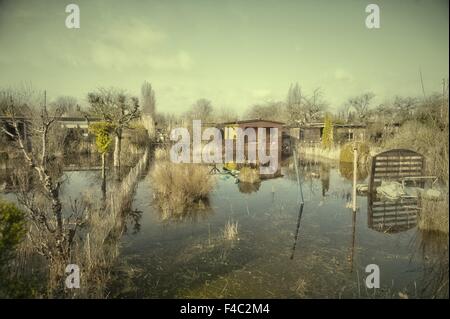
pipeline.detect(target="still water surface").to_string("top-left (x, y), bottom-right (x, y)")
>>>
top-left (111, 157), bottom-right (448, 298)
top-left (1, 156), bottom-right (447, 298)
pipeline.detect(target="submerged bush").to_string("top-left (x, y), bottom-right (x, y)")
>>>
top-left (150, 160), bottom-right (215, 220)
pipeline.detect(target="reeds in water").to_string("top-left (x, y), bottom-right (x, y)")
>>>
top-left (223, 219), bottom-right (239, 241)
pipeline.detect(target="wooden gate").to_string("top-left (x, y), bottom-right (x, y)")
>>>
top-left (367, 149), bottom-right (425, 233)
top-left (368, 149), bottom-right (425, 193)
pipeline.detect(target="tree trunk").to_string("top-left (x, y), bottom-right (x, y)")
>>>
top-left (101, 152), bottom-right (106, 202)
top-left (113, 132), bottom-right (121, 168)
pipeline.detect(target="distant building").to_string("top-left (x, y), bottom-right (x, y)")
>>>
top-left (218, 119), bottom-right (284, 151)
top-left (217, 119), bottom-right (285, 175)
top-left (286, 122), bottom-right (367, 145)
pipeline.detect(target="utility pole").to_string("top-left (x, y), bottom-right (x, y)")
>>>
top-left (352, 146), bottom-right (358, 213)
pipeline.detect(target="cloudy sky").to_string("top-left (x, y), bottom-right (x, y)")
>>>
top-left (0, 0), bottom-right (448, 114)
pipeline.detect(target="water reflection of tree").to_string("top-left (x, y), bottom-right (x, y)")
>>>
top-left (155, 199), bottom-right (213, 223)
top-left (238, 181), bottom-right (261, 194)
top-left (319, 162), bottom-right (330, 197)
top-left (282, 156), bottom-right (334, 198)
top-left (339, 162), bottom-right (368, 182)
top-left (123, 209), bottom-right (143, 235)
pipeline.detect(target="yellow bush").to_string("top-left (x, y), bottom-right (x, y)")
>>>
top-left (339, 142), bottom-right (370, 164)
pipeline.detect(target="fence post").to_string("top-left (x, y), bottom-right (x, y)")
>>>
top-left (352, 146), bottom-right (358, 213)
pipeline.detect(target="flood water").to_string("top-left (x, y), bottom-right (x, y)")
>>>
top-left (111, 156), bottom-right (448, 298)
top-left (1, 155), bottom-right (448, 298)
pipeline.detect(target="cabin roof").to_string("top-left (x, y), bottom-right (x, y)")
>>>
top-left (288, 122), bottom-right (366, 129)
top-left (219, 119), bottom-right (285, 127)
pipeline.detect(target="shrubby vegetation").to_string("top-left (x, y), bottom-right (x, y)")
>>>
top-left (0, 200), bottom-right (26, 297)
top-left (339, 142), bottom-right (370, 164)
top-left (150, 149), bottom-right (215, 221)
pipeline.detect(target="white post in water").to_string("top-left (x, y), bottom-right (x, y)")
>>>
top-left (352, 146), bottom-right (358, 212)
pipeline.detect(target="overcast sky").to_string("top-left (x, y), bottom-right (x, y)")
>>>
top-left (0, 0), bottom-right (448, 114)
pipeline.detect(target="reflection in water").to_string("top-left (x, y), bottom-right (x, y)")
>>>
top-left (348, 210), bottom-right (357, 272)
top-left (3, 151), bottom-right (448, 298)
top-left (367, 191), bottom-right (418, 233)
top-left (320, 163), bottom-right (330, 197)
top-left (412, 231), bottom-right (449, 298)
top-left (123, 209), bottom-right (143, 235)
top-left (339, 161), bottom-right (368, 182)
top-left (290, 202), bottom-right (304, 260)
top-left (238, 181), bottom-right (261, 194)
top-left (154, 197), bottom-right (213, 223)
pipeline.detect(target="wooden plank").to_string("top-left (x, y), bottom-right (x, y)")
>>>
top-left (372, 211), bottom-right (418, 216)
top-left (374, 167), bottom-right (423, 173)
top-left (374, 162), bottom-right (423, 167)
top-left (376, 157), bottom-right (423, 161)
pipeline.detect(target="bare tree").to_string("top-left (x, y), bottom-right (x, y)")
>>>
top-left (185, 98), bottom-right (214, 123)
top-left (303, 88), bottom-right (327, 122)
top-left (285, 84), bottom-right (327, 124)
top-left (87, 88), bottom-right (141, 170)
top-left (50, 96), bottom-right (78, 116)
top-left (0, 88), bottom-right (84, 263)
top-left (215, 107), bottom-right (238, 123)
top-left (346, 92), bottom-right (375, 122)
top-left (246, 101), bottom-right (285, 122)
top-left (391, 96), bottom-right (417, 122)
top-left (141, 81), bottom-right (156, 116)
top-left (285, 82), bottom-right (303, 124)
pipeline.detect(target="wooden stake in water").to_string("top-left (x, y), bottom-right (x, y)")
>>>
top-left (352, 146), bottom-right (358, 213)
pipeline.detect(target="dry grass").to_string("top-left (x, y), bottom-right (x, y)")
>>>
top-left (418, 195), bottom-right (449, 234)
top-left (238, 166), bottom-right (260, 184)
top-left (150, 157), bottom-right (215, 220)
top-left (154, 147), bottom-right (170, 161)
top-left (9, 149), bottom-right (150, 298)
top-left (382, 121), bottom-right (449, 184)
top-left (299, 143), bottom-right (341, 160)
top-left (381, 121), bottom-right (449, 234)
top-left (339, 142), bottom-right (370, 164)
top-left (223, 219), bottom-right (239, 241)
top-left (68, 149), bottom-right (149, 298)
